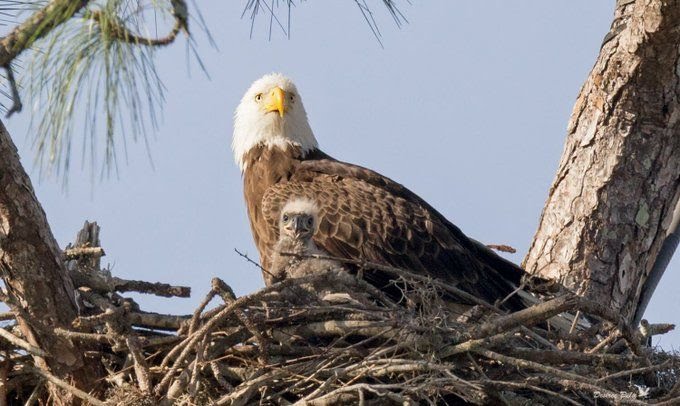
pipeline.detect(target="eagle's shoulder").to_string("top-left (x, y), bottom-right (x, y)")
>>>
top-left (292, 157), bottom-right (478, 248)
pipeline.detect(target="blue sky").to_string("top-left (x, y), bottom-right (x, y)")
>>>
top-left (6, 1), bottom-right (678, 348)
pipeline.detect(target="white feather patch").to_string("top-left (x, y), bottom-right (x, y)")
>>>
top-left (232, 73), bottom-right (318, 171)
top-left (282, 198), bottom-right (319, 218)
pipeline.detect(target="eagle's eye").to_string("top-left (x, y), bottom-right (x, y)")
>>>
top-left (306, 217), bottom-right (313, 227)
top-left (289, 94), bottom-right (295, 103)
top-left (282, 214), bottom-right (289, 223)
top-left (255, 93), bottom-right (263, 102)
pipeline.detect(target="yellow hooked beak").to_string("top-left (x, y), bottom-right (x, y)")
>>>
top-left (264, 87), bottom-right (286, 117)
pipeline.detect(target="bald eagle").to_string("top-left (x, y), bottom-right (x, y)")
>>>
top-left (233, 73), bottom-right (525, 308)
top-left (269, 198), bottom-right (345, 285)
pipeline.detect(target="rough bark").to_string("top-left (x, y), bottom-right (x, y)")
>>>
top-left (0, 120), bottom-right (100, 401)
top-left (524, 0), bottom-right (680, 323)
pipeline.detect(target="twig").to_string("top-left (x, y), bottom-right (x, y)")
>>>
top-left (0, 328), bottom-right (46, 358)
top-left (480, 380), bottom-right (581, 406)
top-left (486, 244), bottom-right (516, 253)
top-left (294, 383), bottom-right (411, 405)
top-left (596, 360), bottom-right (672, 383)
top-left (24, 365), bottom-right (106, 406)
top-left (209, 361), bottom-right (234, 391)
top-left (140, 335), bottom-right (182, 348)
top-left (506, 347), bottom-right (641, 369)
top-left (539, 376), bottom-right (649, 405)
top-left (71, 271), bottom-right (190, 298)
top-left (588, 330), bottom-right (618, 353)
top-left (472, 348), bottom-right (592, 384)
top-left (0, 313), bottom-right (14, 322)
top-left (234, 248), bottom-right (277, 280)
top-left (126, 336), bottom-right (151, 394)
top-left (127, 312), bottom-right (190, 331)
top-left (53, 328), bottom-right (111, 344)
top-left (111, 278), bottom-right (190, 298)
top-left (215, 370), bottom-right (282, 405)
top-left (569, 310), bottom-right (581, 336)
top-left (213, 278), bottom-right (269, 364)
top-left (87, 9), bottom-right (182, 47)
top-left (440, 331), bottom-right (517, 358)
top-left (187, 288), bottom-right (217, 335)
top-left (22, 380), bottom-right (42, 406)
top-left (469, 294), bottom-right (578, 339)
top-left (187, 337), bottom-right (207, 398)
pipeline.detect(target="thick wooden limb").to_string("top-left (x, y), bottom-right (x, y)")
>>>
top-left (524, 0), bottom-right (680, 323)
top-left (0, 121), bottom-right (102, 398)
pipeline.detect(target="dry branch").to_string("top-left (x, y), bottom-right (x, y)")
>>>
top-left (25, 365), bottom-right (105, 406)
top-left (1, 223), bottom-right (677, 404)
top-left (0, 329), bottom-right (46, 358)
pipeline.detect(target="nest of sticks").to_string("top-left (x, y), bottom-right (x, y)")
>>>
top-left (1, 222), bottom-right (679, 405)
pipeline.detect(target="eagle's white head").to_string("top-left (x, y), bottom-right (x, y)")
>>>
top-left (233, 73), bottom-right (318, 171)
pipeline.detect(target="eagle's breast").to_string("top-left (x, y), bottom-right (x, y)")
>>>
top-left (242, 144), bottom-right (307, 269)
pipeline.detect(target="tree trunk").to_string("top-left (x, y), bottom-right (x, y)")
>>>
top-left (0, 121), bottom-right (100, 401)
top-left (524, 0), bottom-right (680, 323)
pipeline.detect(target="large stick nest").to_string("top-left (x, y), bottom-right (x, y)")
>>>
top-left (1, 223), bottom-right (679, 405)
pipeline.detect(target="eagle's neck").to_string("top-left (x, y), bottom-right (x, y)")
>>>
top-left (275, 237), bottom-right (315, 256)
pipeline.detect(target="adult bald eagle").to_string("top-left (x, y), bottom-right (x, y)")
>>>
top-left (233, 73), bottom-right (525, 307)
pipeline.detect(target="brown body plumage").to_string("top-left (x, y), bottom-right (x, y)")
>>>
top-left (242, 144), bottom-right (524, 307)
top-left (234, 73), bottom-right (526, 309)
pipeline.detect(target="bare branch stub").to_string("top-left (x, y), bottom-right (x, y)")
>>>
top-left (65, 221), bottom-right (190, 298)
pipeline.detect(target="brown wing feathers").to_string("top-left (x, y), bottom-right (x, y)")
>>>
top-left (260, 157), bottom-right (524, 308)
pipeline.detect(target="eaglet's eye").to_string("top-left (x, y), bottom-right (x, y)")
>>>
top-left (255, 93), bottom-right (263, 102)
top-left (282, 214), bottom-right (289, 223)
top-left (306, 217), bottom-right (313, 227)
